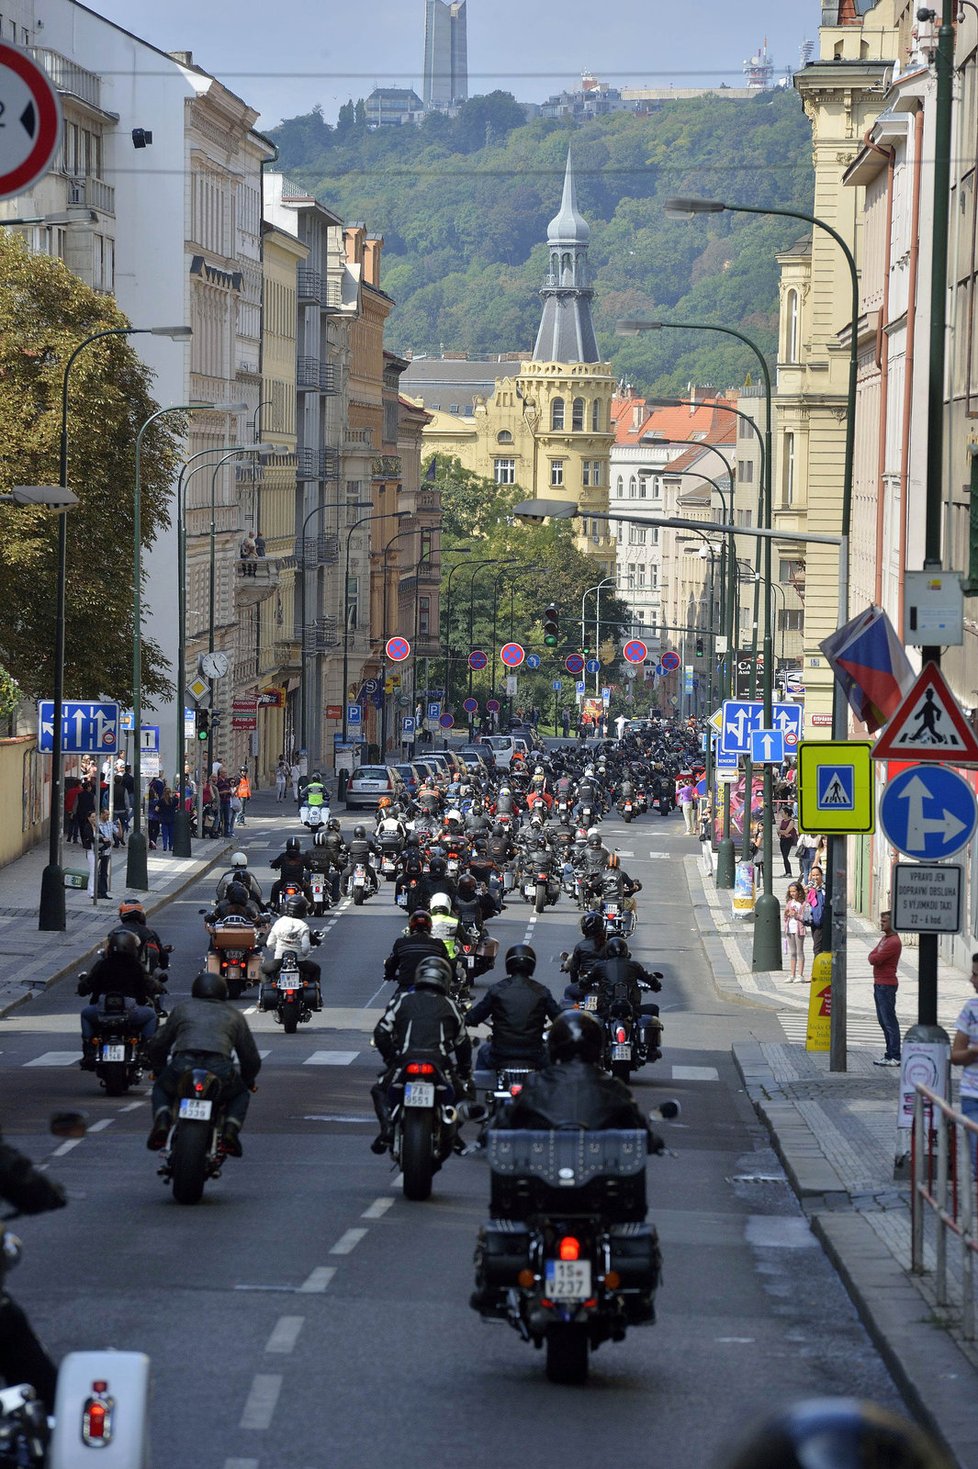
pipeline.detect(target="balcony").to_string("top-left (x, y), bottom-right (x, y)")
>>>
top-left (296, 357), bottom-right (338, 394)
top-left (296, 532), bottom-right (339, 567)
top-left (235, 557), bottom-right (279, 607)
top-left (297, 267), bottom-right (323, 303)
top-left (67, 175), bottom-right (115, 214)
top-left (33, 49), bottom-right (103, 111)
top-left (295, 447), bottom-right (319, 481)
top-left (303, 618), bottom-right (339, 653)
top-left (273, 638), bottom-right (302, 673)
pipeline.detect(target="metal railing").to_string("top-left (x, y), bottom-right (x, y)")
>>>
top-left (912, 1083), bottom-right (978, 1338)
top-left (33, 48), bottom-right (101, 108)
top-left (67, 176), bottom-right (115, 214)
top-left (297, 267), bottom-right (323, 302)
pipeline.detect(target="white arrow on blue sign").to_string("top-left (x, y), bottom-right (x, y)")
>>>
top-left (721, 699), bottom-right (802, 755)
top-left (879, 765), bottom-right (978, 861)
top-left (585, 659), bottom-right (600, 674)
top-left (526, 653), bottom-right (541, 669)
top-left (749, 728), bottom-right (784, 765)
top-left (38, 701), bottom-right (120, 755)
top-left (552, 679), bottom-right (562, 691)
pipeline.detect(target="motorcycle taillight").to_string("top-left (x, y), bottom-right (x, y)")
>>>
top-left (558, 1235), bottom-right (581, 1262)
top-left (616, 1026), bottom-right (627, 1043)
top-left (406, 1061), bottom-right (436, 1076)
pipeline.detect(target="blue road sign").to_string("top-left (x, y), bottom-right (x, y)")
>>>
top-left (38, 700), bottom-right (120, 754)
top-left (817, 764), bottom-right (855, 811)
top-left (552, 679), bottom-right (562, 692)
top-left (347, 704), bottom-right (362, 727)
top-left (139, 725), bottom-right (160, 752)
top-left (575, 680), bottom-right (586, 695)
top-left (401, 716), bottom-right (416, 735)
top-left (526, 653), bottom-right (541, 670)
top-left (427, 701), bottom-right (441, 721)
top-left (879, 765), bottom-right (978, 861)
top-left (715, 747), bottom-right (738, 770)
top-left (721, 699), bottom-right (802, 755)
top-left (585, 658), bottom-right (600, 675)
top-left (750, 728), bottom-right (784, 765)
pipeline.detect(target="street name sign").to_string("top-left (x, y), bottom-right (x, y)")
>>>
top-left (892, 863), bottom-right (963, 934)
top-left (38, 700), bottom-right (119, 754)
top-left (797, 741), bottom-right (875, 835)
top-left (873, 661), bottom-right (978, 765)
top-left (878, 764), bottom-right (977, 861)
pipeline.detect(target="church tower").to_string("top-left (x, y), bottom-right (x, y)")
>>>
top-left (532, 149), bottom-right (599, 363)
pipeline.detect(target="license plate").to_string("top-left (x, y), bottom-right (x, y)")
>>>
top-left (545, 1259), bottom-right (592, 1300)
top-left (582, 995), bottom-right (598, 1012)
top-left (382, 858), bottom-right (395, 870)
top-left (100, 1044), bottom-right (126, 1062)
top-left (524, 884), bottom-right (536, 897)
top-left (278, 974), bottom-right (300, 990)
top-left (466, 956), bottom-right (476, 970)
top-left (354, 872), bottom-right (366, 886)
top-left (403, 1082), bottom-right (435, 1107)
top-left (611, 1043), bottom-right (631, 1061)
top-left (178, 1098), bottom-right (212, 1121)
top-left (224, 950), bottom-right (245, 961)
top-left (396, 892), bottom-right (407, 907)
top-left (605, 905), bottom-right (619, 917)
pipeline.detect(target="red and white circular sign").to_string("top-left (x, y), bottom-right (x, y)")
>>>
top-left (0, 45), bottom-right (62, 201)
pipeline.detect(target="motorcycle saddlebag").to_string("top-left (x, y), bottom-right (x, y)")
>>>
top-left (477, 1219), bottom-right (531, 1286)
top-left (608, 1222), bottom-right (661, 1290)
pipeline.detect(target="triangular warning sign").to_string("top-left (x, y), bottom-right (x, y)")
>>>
top-left (873, 662), bottom-right (978, 765)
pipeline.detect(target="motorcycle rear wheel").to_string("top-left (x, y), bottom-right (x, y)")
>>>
top-left (227, 976), bottom-right (244, 1001)
top-left (100, 1064), bottom-right (130, 1098)
top-left (281, 1002), bottom-right (300, 1035)
top-left (534, 882), bottom-right (547, 915)
top-left (611, 1059), bottom-right (631, 1083)
top-left (171, 1123), bottom-right (209, 1205)
top-left (401, 1108), bottom-right (435, 1201)
top-left (353, 888), bottom-right (365, 906)
top-left (545, 1324), bottom-right (589, 1384)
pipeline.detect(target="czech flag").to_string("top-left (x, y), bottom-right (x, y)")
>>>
top-left (819, 606), bottom-right (914, 732)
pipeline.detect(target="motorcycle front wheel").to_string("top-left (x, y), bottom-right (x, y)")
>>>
top-left (534, 882), bottom-right (547, 915)
top-left (545, 1324), bottom-right (589, 1384)
top-left (353, 887), bottom-right (365, 906)
top-left (171, 1123), bottom-right (209, 1205)
top-left (401, 1109), bottom-right (435, 1201)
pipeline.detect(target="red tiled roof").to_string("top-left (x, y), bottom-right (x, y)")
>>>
top-left (612, 392), bottom-right (737, 449)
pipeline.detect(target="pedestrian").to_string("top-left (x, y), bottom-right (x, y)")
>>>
top-left (254, 530), bottom-right (266, 558)
top-left (235, 767), bottom-right (252, 826)
top-left (64, 778), bottom-right (81, 843)
top-left (806, 865), bottom-right (827, 955)
top-left (796, 830), bottom-right (818, 884)
top-left (868, 909), bottom-right (903, 1067)
top-left (75, 777), bottom-right (96, 849)
top-left (951, 953), bottom-right (978, 1172)
top-left (290, 759), bottom-right (301, 803)
top-left (749, 817), bottom-right (764, 888)
top-left (275, 757), bottom-right (288, 802)
top-left (147, 775), bottom-right (164, 849)
top-left (777, 804), bottom-right (798, 877)
top-left (240, 534), bottom-right (258, 576)
top-left (561, 706), bottom-right (571, 738)
top-left (614, 713), bottom-right (627, 740)
top-left (157, 784), bottom-right (177, 852)
top-left (95, 809), bottom-right (113, 898)
top-left (782, 881), bottom-right (810, 982)
top-left (215, 768), bottom-right (232, 836)
top-left (678, 778), bottom-right (696, 834)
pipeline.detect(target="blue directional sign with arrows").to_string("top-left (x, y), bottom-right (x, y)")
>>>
top-left (879, 764), bottom-right (978, 861)
top-left (721, 699), bottom-right (802, 755)
top-left (38, 701), bottom-right (120, 754)
top-left (750, 728), bottom-right (784, 765)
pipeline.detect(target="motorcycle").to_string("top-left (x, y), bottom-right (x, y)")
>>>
top-left (299, 802), bottom-right (330, 836)
top-left (259, 946), bottom-right (323, 1034)
top-left (347, 860), bottom-right (376, 905)
top-left (88, 991), bottom-right (143, 1097)
top-left (308, 868), bottom-right (332, 917)
top-left (471, 1125), bottom-right (667, 1383)
top-left (620, 797), bottom-right (634, 824)
top-left (378, 848), bottom-right (400, 884)
top-left (601, 978), bottom-right (664, 1081)
top-left (156, 1066), bottom-right (234, 1205)
top-left (204, 913), bottom-right (263, 999)
top-left (382, 1052), bottom-right (472, 1201)
top-left (473, 1062), bottom-right (536, 1125)
top-left (276, 879), bottom-right (304, 915)
top-left (521, 854), bottom-right (560, 914)
top-left (636, 787), bottom-right (648, 815)
top-left (457, 923), bottom-right (499, 984)
top-left (602, 898), bottom-right (636, 939)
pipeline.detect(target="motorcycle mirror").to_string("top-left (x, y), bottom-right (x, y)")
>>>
top-left (651, 1100), bottom-right (681, 1122)
top-left (559, 950), bottom-right (570, 961)
top-left (50, 1110), bottom-right (88, 1139)
top-left (652, 970), bottom-right (664, 980)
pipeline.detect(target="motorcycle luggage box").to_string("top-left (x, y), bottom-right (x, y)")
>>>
top-left (213, 924), bottom-right (257, 950)
top-left (608, 1221), bottom-right (661, 1290)
top-left (49, 1351), bottom-right (151, 1469)
top-left (478, 1220), bottom-right (531, 1285)
top-left (487, 1129), bottom-right (647, 1222)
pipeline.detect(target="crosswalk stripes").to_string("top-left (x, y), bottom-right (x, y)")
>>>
top-left (20, 1047), bottom-right (360, 1067)
top-left (778, 1009), bottom-right (883, 1047)
top-left (303, 1051), bottom-right (359, 1066)
top-left (24, 1051), bottom-right (79, 1067)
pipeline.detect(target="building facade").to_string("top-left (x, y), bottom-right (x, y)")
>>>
top-left (422, 0), bottom-right (467, 111)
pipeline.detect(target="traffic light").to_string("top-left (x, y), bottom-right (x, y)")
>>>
top-left (196, 708), bottom-right (210, 741)
top-left (543, 604), bottom-right (559, 648)
top-left (695, 637), bottom-right (704, 658)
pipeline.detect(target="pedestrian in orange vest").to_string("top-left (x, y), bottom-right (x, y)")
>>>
top-left (235, 767), bottom-right (252, 826)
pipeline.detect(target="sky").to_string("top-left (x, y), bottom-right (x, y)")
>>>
top-left (85, 0), bottom-right (821, 130)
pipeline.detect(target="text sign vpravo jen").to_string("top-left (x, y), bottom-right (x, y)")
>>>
top-left (38, 700), bottom-right (120, 754)
top-left (892, 863), bottom-right (963, 934)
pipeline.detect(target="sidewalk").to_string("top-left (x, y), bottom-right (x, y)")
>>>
top-left (687, 852), bottom-right (978, 1468)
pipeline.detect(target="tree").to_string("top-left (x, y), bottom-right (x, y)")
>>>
top-left (0, 234), bottom-right (184, 703)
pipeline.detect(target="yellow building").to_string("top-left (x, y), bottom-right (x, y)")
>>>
top-left (411, 151), bottom-right (615, 571)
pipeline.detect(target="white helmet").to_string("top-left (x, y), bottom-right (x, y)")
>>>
top-left (231, 852), bottom-right (248, 868)
top-left (430, 893), bottom-right (452, 914)
top-left (584, 766), bottom-right (595, 777)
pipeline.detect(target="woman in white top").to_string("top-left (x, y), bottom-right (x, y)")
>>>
top-left (782, 880), bottom-right (811, 982)
top-left (951, 952), bottom-right (978, 1170)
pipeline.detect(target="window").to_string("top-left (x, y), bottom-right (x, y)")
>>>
top-left (572, 397), bottom-right (585, 431)
top-left (736, 509), bottom-right (753, 528)
top-left (737, 460), bottom-right (754, 483)
top-left (628, 526), bottom-right (646, 546)
top-left (583, 460), bottom-right (601, 486)
top-left (419, 595), bottom-right (431, 635)
top-left (346, 574), bottom-right (359, 630)
top-left (651, 477), bottom-right (661, 500)
top-left (591, 399), bottom-right (602, 432)
top-left (494, 458), bottom-right (516, 484)
top-left (550, 460), bottom-right (565, 486)
top-left (782, 431), bottom-right (796, 507)
top-left (777, 609), bottom-right (803, 632)
top-left (637, 564), bottom-right (645, 587)
top-left (638, 477), bottom-right (647, 499)
top-left (628, 475), bottom-right (637, 499)
top-left (738, 416), bottom-right (754, 440)
top-left (651, 527), bottom-right (659, 545)
top-left (551, 397), bottom-right (565, 431)
top-left (784, 288), bottom-right (800, 363)
top-left (616, 475), bottom-right (624, 497)
top-left (497, 430), bottom-right (513, 444)
top-left (650, 565), bottom-right (659, 589)
top-left (779, 557), bottom-right (803, 582)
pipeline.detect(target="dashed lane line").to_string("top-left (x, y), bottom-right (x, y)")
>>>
top-left (52, 1138), bottom-right (83, 1158)
top-left (362, 1196), bottom-right (395, 1220)
top-left (119, 1100), bottom-right (145, 1111)
top-left (264, 1316), bottom-right (304, 1355)
top-left (224, 1459), bottom-right (259, 1469)
top-left (297, 1266), bottom-right (337, 1294)
top-left (303, 1051), bottom-right (359, 1066)
top-left (330, 1228), bottom-right (367, 1255)
top-left (23, 1052), bottom-right (78, 1067)
top-left (238, 1375), bottom-right (282, 1431)
top-left (88, 1119), bottom-right (114, 1132)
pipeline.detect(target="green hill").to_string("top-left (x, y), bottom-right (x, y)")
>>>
top-left (270, 91), bottom-right (814, 393)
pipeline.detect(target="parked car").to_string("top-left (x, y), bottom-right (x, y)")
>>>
top-left (455, 746), bottom-right (493, 776)
top-left (392, 762), bottom-right (423, 798)
top-left (346, 764), bottom-right (405, 810)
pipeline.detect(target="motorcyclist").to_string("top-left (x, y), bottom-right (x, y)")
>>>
top-left (395, 831), bottom-right (426, 906)
top-left (586, 936), bottom-right (663, 1059)
top-left (563, 911), bottom-right (608, 992)
top-left (341, 824), bottom-right (380, 897)
top-left (494, 1009), bottom-right (663, 1152)
top-left (722, 1400), bottom-right (953, 1469)
top-left (465, 944), bottom-right (560, 1070)
top-left (0, 1127), bottom-right (66, 1411)
top-left (370, 954), bottom-right (473, 1153)
top-left (429, 892), bottom-right (460, 955)
top-left (314, 817), bottom-right (348, 901)
top-left (495, 784), bottom-right (516, 819)
top-left (208, 878), bottom-right (264, 926)
top-left (408, 854), bottom-right (457, 914)
top-left (116, 896), bottom-right (170, 977)
top-left (455, 872), bottom-right (494, 928)
top-left (270, 835), bottom-right (312, 909)
top-left (145, 971), bottom-right (262, 1156)
top-left (383, 910), bottom-right (450, 992)
top-left (77, 928), bottom-right (162, 1069)
top-left (487, 822), bottom-right (514, 867)
top-left (216, 852), bottom-right (264, 906)
top-left (303, 770), bottom-right (327, 808)
top-left (597, 852), bottom-right (642, 914)
top-left (261, 896), bottom-right (323, 1002)
top-left (375, 798), bottom-right (407, 849)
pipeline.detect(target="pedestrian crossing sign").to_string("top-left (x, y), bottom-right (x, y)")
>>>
top-left (798, 741), bottom-right (875, 834)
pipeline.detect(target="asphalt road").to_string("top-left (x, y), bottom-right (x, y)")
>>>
top-left (1, 799), bottom-right (907, 1469)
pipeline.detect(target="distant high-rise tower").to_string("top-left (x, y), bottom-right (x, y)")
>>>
top-left (533, 149), bottom-right (599, 363)
top-left (423, 0), bottom-right (468, 110)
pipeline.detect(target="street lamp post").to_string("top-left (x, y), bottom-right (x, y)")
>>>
top-left (582, 579), bottom-right (614, 696)
top-left (380, 525), bottom-right (419, 756)
top-left (341, 511), bottom-right (409, 743)
top-left (442, 552), bottom-right (475, 709)
top-left (462, 560), bottom-right (512, 728)
top-left (297, 497), bottom-right (372, 761)
top-left (617, 317), bottom-right (779, 971)
top-left (37, 323), bottom-right (191, 929)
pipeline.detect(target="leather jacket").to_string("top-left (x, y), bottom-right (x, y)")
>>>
top-left (78, 952), bottom-right (162, 1006)
top-left (145, 997), bottom-right (262, 1087)
top-left (588, 956), bottom-right (661, 1014)
top-left (495, 1057), bottom-right (654, 1141)
top-left (383, 933), bottom-right (450, 989)
top-left (465, 975), bottom-right (560, 1060)
top-left (269, 852), bottom-right (307, 883)
top-left (373, 988), bottom-right (471, 1071)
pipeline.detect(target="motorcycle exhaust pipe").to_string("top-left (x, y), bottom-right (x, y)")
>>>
top-left (441, 1104), bottom-right (458, 1125)
top-left (456, 1101), bottom-right (488, 1124)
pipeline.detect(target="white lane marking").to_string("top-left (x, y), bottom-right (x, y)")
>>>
top-left (616, 850), bottom-right (635, 858)
top-left (330, 1228), bottom-right (367, 1255)
top-left (671, 1065), bottom-right (719, 1082)
top-left (304, 1051), bottom-right (359, 1066)
top-left (24, 1052), bottom-right (79, 1067)
top-left (264, 1316), bottom-right (304, 1355)
top-left (258, 1049), bottom-right (271, 1059)
top-left (224, 1459), bottom-right (259, 1469)
top-left (243, 1006), bottom-right (258, 1015)
top-left (362, 1196), bottom-right (395, 1220)
top-left (647, 852), bottom-right (669, 859)
top-left (745, 1216), bottom-right (817, 1250)
top-left (303, 1114), bottom-right (371, 1124)
top-left (119, 1100), bottom-right (145, 1112)
top-left (238, 1373), bottom-right (282, 1430)
top-left (52, 1138), bottom-right (82, 1158)
top-left (88, 1119), bottom-right (114, 1132)
top-left (716, 1336), bottom-right (756, 1344)
top-left (297, 1266), bottom-right (336, 1293)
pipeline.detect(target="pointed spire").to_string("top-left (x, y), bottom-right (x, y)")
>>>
top-left (547, 148), bottom-right (590, 245)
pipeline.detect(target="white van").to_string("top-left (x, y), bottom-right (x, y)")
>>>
top-left (485, 735), bottom-right (517, 771)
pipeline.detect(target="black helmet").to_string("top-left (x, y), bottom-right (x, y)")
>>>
top-left (458, 875), bottom-right (477, 898)
top-left (505, 943), bottom-right (536, 977)
top-left (286, 836), bottom-right (301, 853)
top-left (429, 856), bottom-right (446, 877)
top-left (581, 911), bottom-right (605, 940)
top-left (328, 817), bottom-right (340, 832)
top-left (414, 955), bottom-right (453, 994)
top-left (106, 928), bottom-right (141, 960)
top-left (226, 881), bottom-right (250, 907)
top-left (408, 910), bottom-right (432, 933)
top-left (548, 1010), bottom-right (603, 1065)
top-left (354, 825), bottom-right (366, 840)
top-left (311, 771), bottom-right (322, 782)
top-left (603, 936), bottom-right (629, 960)
top-left (285, 896), bottom-right (308, 919)
top-left (192, 971), bottom-right (229, 1002)
top-left (406, 832), bottom-right (419, 847)
top-left (587, 831), bottom-right (602, 848)
top-left (723, 1399), bottom-right (953, 1469)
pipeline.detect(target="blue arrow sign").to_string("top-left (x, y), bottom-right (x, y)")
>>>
top-left (750, 728), bottom-right (784, 765)
top-left (721, 699), bottom-right (802, 755)
top-left (38, 701), bottom-right (120, 754)
top-left (585, 658), bottom-right (600, 674)
top-left (879, 765), bottom-right (978, 861)
top-left (552, 679), bottom-right (563, 692)
top-left (526, 653), bottom-right (541, 670)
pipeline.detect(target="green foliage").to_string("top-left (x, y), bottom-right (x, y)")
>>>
top-left (270, 90), bottom-right (813, 392)
top-left (0, 663), bottom-right (21, 720)
top-left (0, 234), bottom-right (184, 704)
